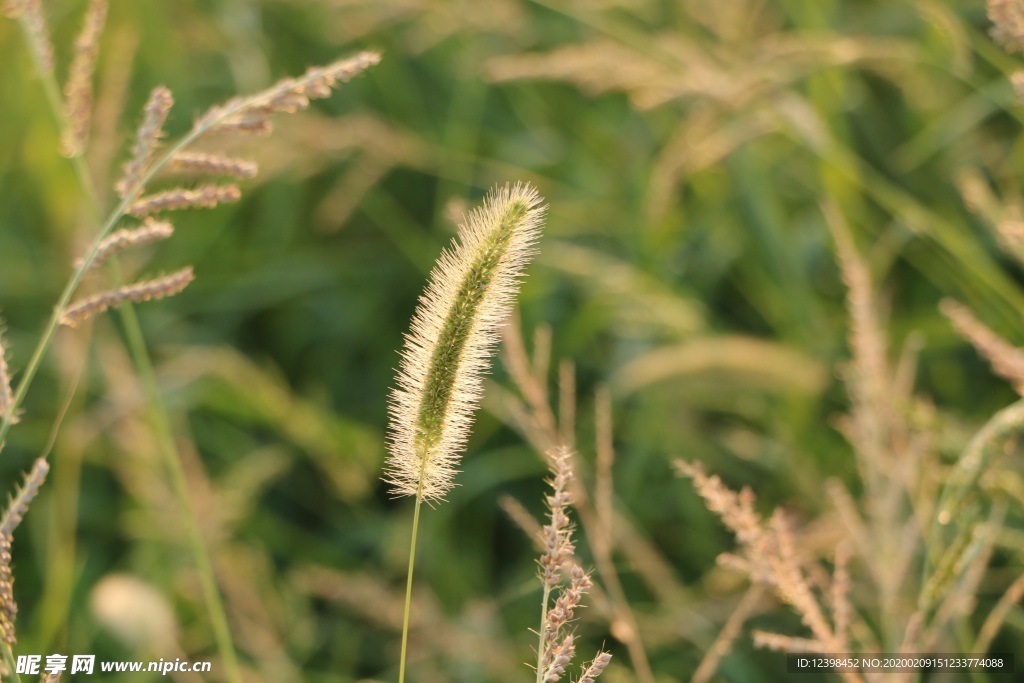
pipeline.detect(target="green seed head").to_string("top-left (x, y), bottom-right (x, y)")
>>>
top-left (385, 183), bottom-right (546, 501)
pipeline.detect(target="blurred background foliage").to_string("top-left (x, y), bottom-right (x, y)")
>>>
top-left (1, 0), bottom-right (1024, 681)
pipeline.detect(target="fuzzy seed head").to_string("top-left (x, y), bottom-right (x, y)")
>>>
top-left (385, 183), bottom-right (546, 501)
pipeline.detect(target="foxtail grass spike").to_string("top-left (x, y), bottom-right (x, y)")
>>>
top-left (385, 182), bottom-right (545, 501)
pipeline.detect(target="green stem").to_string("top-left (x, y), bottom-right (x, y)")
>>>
top-left (112, 264), bottom-right (241, 683)
top-left (1, 638), bottom-right (20, 683)
top-left (535, 583), bottom-right (552, 683)
top-left (398, 439), bottom-right (438, 683)
top-left (398, 493), bottom-right (423, 683)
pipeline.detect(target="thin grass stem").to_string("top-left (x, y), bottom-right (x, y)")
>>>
top-left (110, 259), bottom-right (242, 683)
top-left (397, 491), bottom-right (423, 683)
top-left (535, 582), bottom-right (552, 683)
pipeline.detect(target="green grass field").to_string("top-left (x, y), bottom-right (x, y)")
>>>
top-left (2, 1), bottom-right (1024, 681)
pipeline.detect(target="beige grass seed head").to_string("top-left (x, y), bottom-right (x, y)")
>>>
top-left (385, 182), bottom-right (546, 501)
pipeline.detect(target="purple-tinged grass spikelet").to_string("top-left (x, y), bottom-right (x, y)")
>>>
top-left (0, 533), bottom-right (14, 645)
top-left (128, 184), bottom-right (241, 217)
top-left (4, 0), bottom-right (54, 74)
top-left (532, 447), bottom-right (607, 683)
top-left (115, 86), bottom-right (174, 198)
top-left (194, 51), bottom-right (381, 138)
top-left (170, 152), bottom-right (258, 178)
top-left (0, 458), bottom-right (50, 536)
top-left (62, 0), bottom-right (107, 157)
top-left (578, 652), bottom-right (613, 683)
top-left (384, 182), bottom-right (545, 501)
top-left (75, 219), bottom-right (174, 271)
top-left (60, 266), bottom-right (195, 328)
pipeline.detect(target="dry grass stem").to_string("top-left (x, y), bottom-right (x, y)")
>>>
top-left (0, 458), bottom-right (50, 535)
top-left (498, 494), bottom-right (543, 551)
top-left (89, 26), bottom-right (138, 192)
top-left (940, 298), bottom-right (1024, 394)
top-left (692, 585), bottom-right (765, 683)
top-left (502, 312), bottom-right (558, 447)
top-left (385, 183), bottom-right (545, 501)
top-left (823, 203), bottom-right (891, 467)
top-left (557, 360), bottom-right (575, 449)
top-left (75, 219), bottom-right (175, 271)
top-left (0, 330), bottom-right (15, 426)
top-left (128, 184), bottom-right (242, 217)
top-left (973, 571), bottom-right (1024, 653)
top-left (60, 267), bottom-right (195, 328)
top-left (115, 86), bottom-right (173, 198)
top-left (594, 387), bottom-right (614, 556)
top-left (831, 541), bottom-right (853, 647)
top-left (62, 0), bottom-right (107, 157)
top-left (170, 152), bottom-right (258, 178)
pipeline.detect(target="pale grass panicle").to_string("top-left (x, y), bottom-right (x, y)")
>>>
top-left (0, 457), bottom-right (49, 647)
top-left (940, 298), bottom-right (1024, 395)
top-left (75, 219), bottom-right (174, 272)
top-left (989, 0), bottom-right (1024, 55)
top-left (533, 446), bottom-right (610, 683)
top-left (3, 0), bottom-right (54, 74)
top-left (0, 533), bottom-right (14, 646)
top-left (384, 182), bottom-right (545, 501)
top-left (115, 85), bottom-right (174, 198)
top-left (677, 460), bottom-right (859, 680)
top-left (62, 0), bottom-right (107, 157)
top-left (0, 458), bottom-right (50, 536)
top-left (128, 184), bottom-right (242, 217)
top-left (169, 152), bottom-right (258, 178)
top-left (59, 267), bottom-right (196, 328)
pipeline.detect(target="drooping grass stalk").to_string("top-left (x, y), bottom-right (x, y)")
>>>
top-left (387, 184), bottom-right (545, 681)
top-left (4, 18), bottom-right (243, 683)
top-left (6, 9), bottom-right (375, 679)
top-left (0, 44), bottom-right (380, 446)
